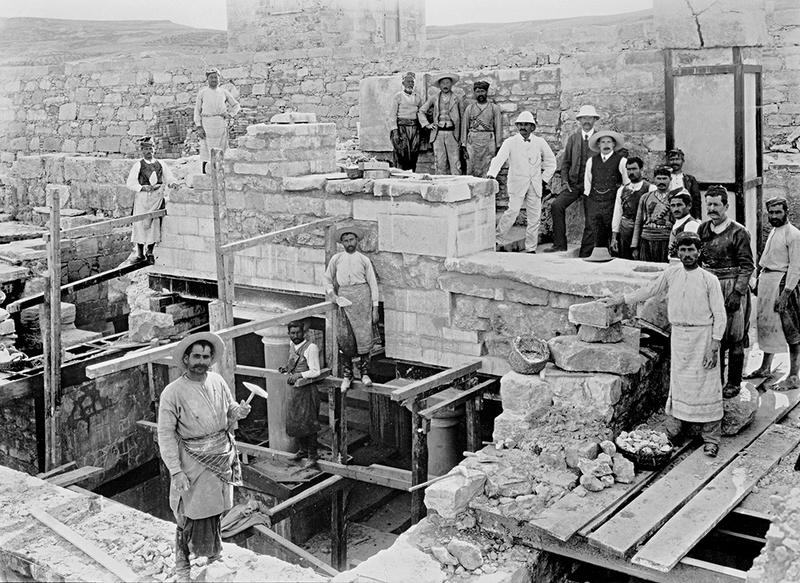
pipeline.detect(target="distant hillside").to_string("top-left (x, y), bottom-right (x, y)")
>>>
top-left (0, 17), bottom-right (226, 66)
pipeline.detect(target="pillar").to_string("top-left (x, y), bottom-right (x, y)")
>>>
top-left (256, 326), bottom-right (296, 453)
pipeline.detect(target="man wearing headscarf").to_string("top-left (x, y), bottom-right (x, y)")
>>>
top-left (157, 332), bottom-right (251, 579)
top-left (745, 196), bottom-right (800, 390)
top-left (194, 68), bottom-right (240, 174)
top-left (461, 81), bottom-right (503, 178)
top-left (390, 73), bottom-right (424, 171)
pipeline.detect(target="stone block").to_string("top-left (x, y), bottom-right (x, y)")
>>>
top-left (438, 273), bottom-right (498, 299)
top-left (372, 178), bottom-right (474, 203)
top-left (128, 310), bottom-right (175, 342)
top-left (612, 453), bottom-right (635, 484)
top-left (424, 467), bottom-right (486, 519)
top-left (326, 179), bottom-right (374, 195)
top-left (13, 156), bottom-right (44, 179)
top-left (568, 300), bottom-right (624, 328)
top-left (58, 102), bottom-right (77, 121)
top-left (565, 440), bottom-right (599, 469)
top-left (580, 474), bottom-right (605, 492)
top-left (0, 319), bottom-right (15, 335)
top-left (269, 112), bottom-right (318, 123)
top-left (578, 322), bottom-right (623, 343)
top-left (446, 539), bottom-right (483, 571)
top-left (501, 281), bottom-right (549, 306)
top-left (430, 546), bottom-right (459, 566)
top-left (282, 175), bottom-right (328, 191)
top-left (499, 371), bottom-right (553, 419)
top-left (722, 384), bottom-right (758, 436)
top-left (548, 335), bottom-right (642, 375)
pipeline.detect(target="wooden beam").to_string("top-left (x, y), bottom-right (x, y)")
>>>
top-left (59, 209), bottom-right (167, 239)
top-left (86, 301), bottom-right (334, 378)
top-left (36, 461), bottom-right (77, 480)
top-left (267, 475), bottom-right (346, 525)
top-left (28, 507), bottom-right (139, 581)
top-left (631, 425), bottom-right (800, 572)
top-left (44, 188), bottom-right (62, 470)
top-left (465, 396), bottom-right (481, 453)
top-left (410, 399), bottom-right (428, 524)
top-left (252, 524), bottom-right (339, 577)
top-left (221, 217), bottom-right (338, 255)
top-left (390, 361), bottom-right (481, 402)
top-left (46, 466), bottom-right (104, 488)
top-left (331, 489), bottom-right (347, 571)
top-left (418, 379), bottom-right (494, 419)
top-left (6, 260), bottom-right (152, 314)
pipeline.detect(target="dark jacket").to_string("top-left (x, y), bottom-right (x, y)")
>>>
top-left (681, 173), bottom-right (702, 219)
top-left (559, 130), bottom-right (592, 192)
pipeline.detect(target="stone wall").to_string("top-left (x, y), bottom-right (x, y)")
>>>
top-left (0, 398), bottom-right (37, 474)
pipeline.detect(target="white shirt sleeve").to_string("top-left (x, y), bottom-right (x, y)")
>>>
top-left (365, 255), bottom-right (380, 307)
top-left (300, 343), bottom-right (322, 379)
top-left (161, 160), bottom-right (177, 186)
top-left (619, 156), bottom-right (630, 186)
top-left (611, 186), bottom-right (624, 233)
top-left (583, 156), bottom-right (593, 196)
top-left (487, 138), bottom-right (511, 179)
top-left (540, 139), bottom-right (557, 184)
top-left (126, 161), bottom-right (142, 193)
top-left (193, 89), bottom-right (203, 126)
top-left (225, 88), bottom-right (241, 116)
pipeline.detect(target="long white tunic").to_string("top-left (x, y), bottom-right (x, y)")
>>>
top-left (193, 86), bottom-right (241, 161)
top-left (756, 223), bottom-right (800, 352)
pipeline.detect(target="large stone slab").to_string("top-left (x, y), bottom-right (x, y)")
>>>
top-left (653, 0), bottom-right (767, 49)
top-left (548, 335), bottom-right (643, 375)
top-left (569, 300), bottom-right (624, 328)
top-left (0, 222), bottom-right (45, 244)
top-left (499, 371), bottom-right (553, 418)
top-left (542, 364), bottom-right (624, 422)
top-left (424, 468), bottom-right (486, 520)
top-left (358, 73), bottom-right (424, 152)
top-left (577, 323), bottom-right (623, 343)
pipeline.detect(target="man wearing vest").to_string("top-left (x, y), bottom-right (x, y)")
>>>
top-left (461, 81), bottom-right (503, 178)
top-left (418, 72), bottom-right (463, 175)
top-left (281, 321), bottom-right (323, 470)
top-left (668, 190), bottom-right (700, 260)
top-left (547, 105), bottom-right (600, 255)
top-left (125, 136), bottom-right (178, 264)
top-left (583, 130), bottom-right (629, 256)
top-left (668, 148), bottom-right (702, 219)
top-left (610, 156), bottom-right (653, 260)
top-left (631, 165), bottom-right (675, 263)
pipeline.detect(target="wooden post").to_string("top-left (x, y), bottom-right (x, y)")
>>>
top-left (328, 384), bottom-right (342, 463)
top-left (324, 226), bottom-right (339, 377)
top-left (465, 395), bottom-right (481, 453)
top-left (410, 398), bottom-right (428, 524)
top-left (209, 148), bottom-right (236, 388)
top-left (330, 489), bottom-right (347, 570)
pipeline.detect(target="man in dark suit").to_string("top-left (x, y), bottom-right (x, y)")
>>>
top-left (546, 105), bottom-right (600, 255)
top-left (668, 148), bottom-right (702, 219)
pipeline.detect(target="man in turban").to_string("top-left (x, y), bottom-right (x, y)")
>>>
top-left (461, 81), bottom-right (502, 178)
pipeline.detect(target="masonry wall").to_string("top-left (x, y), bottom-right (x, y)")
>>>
top-left (0, 398), bottom-right (37, 473)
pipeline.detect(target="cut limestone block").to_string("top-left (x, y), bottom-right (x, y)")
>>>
top-left (578, 322), bottom-right (623, 343)
top-left (424, 468), bottom-right (486, 520)
top-left (548, 335), bottom-right (642, 375)
top-left (269, 112), bottom-right (317, 124)
top-left (569, 300), bottom-right (624, 328)
top-left (498, 371), bottom-right (553, 419)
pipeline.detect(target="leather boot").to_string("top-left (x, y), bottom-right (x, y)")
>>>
top-left (174, 527), bottom-right (191, 581)
top-left (359, 353), bottom-right (372, 386)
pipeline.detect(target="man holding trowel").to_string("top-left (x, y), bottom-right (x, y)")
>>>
top-left (279, 321), bottom-right (323, 469)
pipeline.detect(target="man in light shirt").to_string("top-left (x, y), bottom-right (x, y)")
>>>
top-left (744, 196), bottom-right (800, 390)
top-left (487, 111), bottom-right (557, 254)
top-left (280, 321), bottom-right (323, 469)
top-left (610, 156), bottom-right (653, 260)
top-left (667, 190), bottom-right (700, 259)
top-left (390, 72), bottom-right (424, 171)
top-left (194, 68), bottom-right (240, 174)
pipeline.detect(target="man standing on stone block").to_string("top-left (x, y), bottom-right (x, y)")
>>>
top-left (744, 196), bottom-right (800, 391)
top-left (630, 165), bottom-right (674, 263)
top-left (194, 68), bottom-right (240, 174)
top-left (461, 81), bottom-right (502, 178)
top-left (418, 72), bottom-right (462, 175)
top-left (281, 321), bottom-right (323, 470)
top-left (615, 232), bottom-right (726, 457)
top-left (487, 111), bottom-right (557, 254)
top-left (157, 332), bottom-right (251, 579)
top-left (390, 72), bottom-right (424, 171)
top-left (545, 105), bottom-right (600, 255)
top-left (324, 225), bottom-right (379, 391)
top-left (582, 129), bottom-right (629, 257)
top-left (610, 156), bottom-right (653, 260)
top-left (668, 148), bottom-right (702, 219)
top-left (125, 136), bottom-right (178, 265)
top-left (698, 185), bottom-right (755, 400)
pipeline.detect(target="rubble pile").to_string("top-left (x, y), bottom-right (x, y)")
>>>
top-left (748, 487), bottom-right (800, 583)
top-left (575, 439), bottom-right (636, 493)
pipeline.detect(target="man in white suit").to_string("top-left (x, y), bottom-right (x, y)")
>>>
top-left (487, 111), bottom-right (557, 253)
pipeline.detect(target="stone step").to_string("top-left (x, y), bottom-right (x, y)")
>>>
top-left (0, 222), bottom-right (45, 244)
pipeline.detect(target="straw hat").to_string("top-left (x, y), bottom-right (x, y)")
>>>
top-left (576, 105), bottom-right (600, 119)
top-left (172, 332), bottom-right (225, 369)
top-left (515, 111), bottom-right (536, 125)
top-left (336, 224), bottom-right (365, 241)
top-left (583, 247), bottom-right (615, 263)
top-left (432, 72), bottom-right (460, 85)
top-left (588, 130), bottom-right (626, 153)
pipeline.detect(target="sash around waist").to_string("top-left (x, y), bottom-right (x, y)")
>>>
top-left (397, 118), bottom-right (419, 126)
top-left (182, 429), bottom-right (229, 451)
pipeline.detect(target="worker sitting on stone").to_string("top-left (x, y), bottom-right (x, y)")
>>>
top-left (280, 321), bottom-right (323, 469)
top-left (611, 232), bottom-right (726, 457)
top-left (124, 136), bottom-right (178, 265)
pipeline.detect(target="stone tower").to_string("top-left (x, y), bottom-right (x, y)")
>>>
top-left (226, 0), bottom-right (426, 52)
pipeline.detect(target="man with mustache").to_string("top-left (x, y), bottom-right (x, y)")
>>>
top-left (667, 190), bottom-right (700, 259)
top-left (390, 72), bottom-right (424, 171)
top-left (744, 196), bottom-right (800, 390)
top-left (667, 148), bottom-right (702, 219)
top-left (461, 81), bottom-right (502, 178)
top-left (158, 332), bottom-right (251, 578)
top-left (698, 185), bottom-right (755, 399)
top-left (611, 156), bottom-right (653, 259)
top-left (418, 73), bottom-right (463, 175)
top-left (630, 165), bottom-right (675, 263)
top-left (615, 232), bottom-right (726, 457)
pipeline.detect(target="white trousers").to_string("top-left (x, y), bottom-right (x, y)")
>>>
top-left (496, 182), bottom-right (541, 252)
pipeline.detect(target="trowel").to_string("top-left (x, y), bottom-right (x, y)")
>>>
top-left (243, 381), bottom-right (269, 404)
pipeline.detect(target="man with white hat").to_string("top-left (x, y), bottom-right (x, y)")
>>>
top-left (582, 129), bottom-right (629, 256)
top-left (547, 105), bottom-right (601, 255)
top-left (157, 332), bottom-right (251, 578)
top-left (194, 68), bottom-right (240, 174)
top-left (324, 224), bottom-right (380, 390)
top-left (487, 111), bottom-right (557, 253)
top-left (418, 72), bottom-right (463, 175)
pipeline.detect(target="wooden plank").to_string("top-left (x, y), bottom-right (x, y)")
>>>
top-left (59, 209), bottom-right (166, 239)
top-left (418, 379), bottom-right (494, 419)
top-left (36, 461), bottom-right (77, 480)
top-left (331, 488), bottom-right (347, 571)
top-left (588, 389), bottom-right (800, 556)
top-left (221, 217), bottom-right (338, 255)
top-left (390, 361), bottom-right (481, 402)
top-left (28, 506), bottom-right (139, 581)
top-left (252, 524), bottom-right (339, 577)
top-left (46, 466), bottom-right (104, 488)
top-left (679, 558), bottom-right (747, 581)
top-left (46, 189), bottom-right (62, 470)
top-left (267, 475), bottom-right (346, 524)
top-left (86, 301), bottom-right (334, 378)
top-left (410, 399), bottom-right (428, 524)
top-left (632, 425), bottom-right (800, 573)
top-left (324, 224), bottom-right (339, 377)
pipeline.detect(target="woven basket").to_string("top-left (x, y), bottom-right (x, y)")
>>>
top-left (507, 335), bottom-right (550, 375)
top-left (345, 166), bottom-right (363, 179)
top-left (615, 436), bottom-right (673, 470)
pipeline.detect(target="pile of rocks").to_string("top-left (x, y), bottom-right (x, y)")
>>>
top-left (748, 487), bottom-right (800, 583)
top-left (574, 439), bottom-right (636, 493)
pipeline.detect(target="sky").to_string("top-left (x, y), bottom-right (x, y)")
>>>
top-left (0, 0), bottom-right (653, 31)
